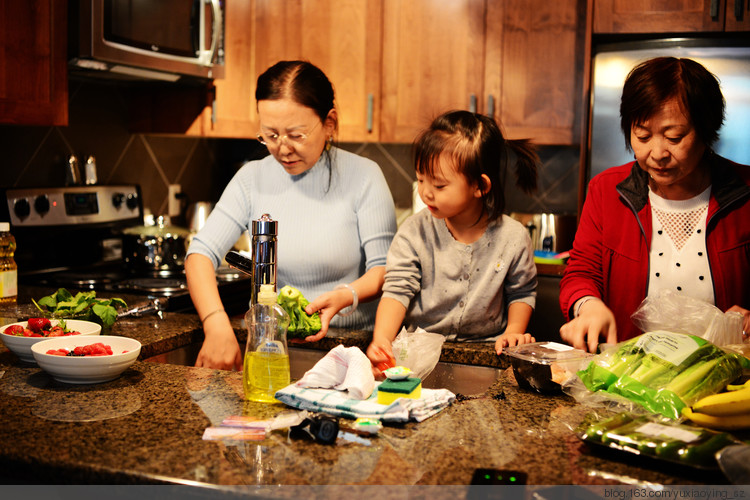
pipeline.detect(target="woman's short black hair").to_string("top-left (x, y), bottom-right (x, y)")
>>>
top-left (620, 57), bottom-right (725, 150)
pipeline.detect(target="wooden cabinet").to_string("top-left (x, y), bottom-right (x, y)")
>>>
top-left (486, 0), bottom-right (587, 145)
top-left (594, 0), bottom-right (750, 33)
top-left (134, 0), bottom-right (586, 145)
top-left (380, 0), bottom-right (586, 145)
top-left (0, 0), bottom-right (68, 126)
top-left (251, 0), bottom-right (383, 142)
top-left (379, 0), bottom-right (486, 143)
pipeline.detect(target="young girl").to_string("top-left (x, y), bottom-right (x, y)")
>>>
top-left (367, 110), bottom-right (540, 368)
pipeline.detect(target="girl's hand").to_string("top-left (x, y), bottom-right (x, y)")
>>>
top-left (495, 332), bottom-right (535, 355)
top-left (366, 341), bottom-right (395, 379)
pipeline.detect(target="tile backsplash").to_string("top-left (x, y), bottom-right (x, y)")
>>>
top-left (1, 80), bottom-right (580, 224)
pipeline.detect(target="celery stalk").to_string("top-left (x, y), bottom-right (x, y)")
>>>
top-left (664, 357), bottom-right (721, 398)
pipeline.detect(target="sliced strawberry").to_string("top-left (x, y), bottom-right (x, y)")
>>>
top-left (4, 325), bottom-right (25, 336)
top-left (47, 326), bottom-right (66, 337)
top-left (27, 318), bottom-right (51, 333)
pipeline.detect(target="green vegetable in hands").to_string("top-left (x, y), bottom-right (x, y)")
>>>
top-left (276, 286), bottom-right (322, 338)
top-left (32, 288), bottom-right (128, 330)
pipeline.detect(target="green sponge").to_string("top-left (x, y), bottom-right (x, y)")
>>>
top-left (377, 377), bottom-right (422, 404)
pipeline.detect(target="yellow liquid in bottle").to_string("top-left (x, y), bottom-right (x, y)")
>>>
top-left (243, 351), bottom-right (290, 403)
top-left (0, 230), bottom-right (17, 305)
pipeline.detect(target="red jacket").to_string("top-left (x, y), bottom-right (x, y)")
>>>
top-left (560, 156), bottom-right (750, 341)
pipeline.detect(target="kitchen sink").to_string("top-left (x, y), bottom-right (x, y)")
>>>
top-left (145, 343), bottom-right (502, 395)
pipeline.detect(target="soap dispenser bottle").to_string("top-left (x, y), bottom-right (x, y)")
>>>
top-left (243, 284), bottom-right (290, 402)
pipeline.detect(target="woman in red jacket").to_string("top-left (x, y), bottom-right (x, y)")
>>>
top-left (559, 57), bottom-right (750, 352)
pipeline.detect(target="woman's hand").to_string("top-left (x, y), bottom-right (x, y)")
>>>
top-left (303, 287), bottom-right (354, 342)
top-left (195, 314), bottom-right (242, 371)
top-left (559, 298), bottom-right (617, 353)
top-left (495, 332), bottom-right (535, 355)
top-left (727, 305), bottom-right (750, 338)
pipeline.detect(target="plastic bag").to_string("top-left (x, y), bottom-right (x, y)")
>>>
top-left (631, 289), bottom-right (744, 346)
top-left (391, 327), bottom-right (446, 380)
top-left (573, 331), bottom-right (746, 419)
top-left (577, 411), bottom-right (739, 470)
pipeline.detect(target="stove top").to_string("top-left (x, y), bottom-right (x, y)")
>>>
top-left (22, 262), bottom-right (252, 315)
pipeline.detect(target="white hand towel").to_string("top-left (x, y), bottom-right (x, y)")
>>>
top-left (295, 345), bottom-right (375, 400)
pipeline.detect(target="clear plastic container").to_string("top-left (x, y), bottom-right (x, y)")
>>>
top-left (243, 284), bottom-right (290, 402)
top-left (0, 222), bottom-right (17, 305)
top-left (504, 341), bottom-right (593, 393)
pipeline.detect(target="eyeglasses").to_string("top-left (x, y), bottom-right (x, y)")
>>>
top-left (257, 121), bottom-right (321, 147)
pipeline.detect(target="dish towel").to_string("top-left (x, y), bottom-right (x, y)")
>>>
top-left (295, 345), bottom-right (375, 400)
top-left (275, 345), bottom-right (455, 422)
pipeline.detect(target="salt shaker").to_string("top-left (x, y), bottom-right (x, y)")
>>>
top-left (66, 155), bottom-right (82, 186)
top-left (85, 155), bottom-right (98, 185)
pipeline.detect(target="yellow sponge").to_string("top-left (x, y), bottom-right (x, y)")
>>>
top-left (377, 377), bottom-right (422, 405)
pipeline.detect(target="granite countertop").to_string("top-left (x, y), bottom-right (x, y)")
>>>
top-left (0, 288), bottom-right (732, 490)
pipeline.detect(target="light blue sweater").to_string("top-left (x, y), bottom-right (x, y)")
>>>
top-left (187, 147), bottom-right (397, 329)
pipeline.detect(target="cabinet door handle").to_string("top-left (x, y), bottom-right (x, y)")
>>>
top-left (487, 95), bottom-right (495, 118)
top-left (469, 94), bottom-right (477, 114)
top-left (710, 0), bottom-right (720, 19)
top-left (367, 94), bottom-right (374, 133)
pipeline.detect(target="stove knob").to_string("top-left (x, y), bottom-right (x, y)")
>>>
top-left (13, 198), bottom-right (30, 219)
top-left (112, 192), bottom-right (125, 208)
top-left (126, 193), bottom-right (139, 210)
top-left (34, 195), bottom-right (50, 215)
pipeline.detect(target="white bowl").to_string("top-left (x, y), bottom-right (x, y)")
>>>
top-left (31, 335), bottom-right (141, 384)
top-left (0, 319), bottom-right (102, 364)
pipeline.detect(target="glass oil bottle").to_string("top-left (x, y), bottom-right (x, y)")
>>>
top-left (0, 222), bottom-right (17, 304)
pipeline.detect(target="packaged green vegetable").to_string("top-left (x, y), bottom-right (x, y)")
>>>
top-left (276, 286), bottom-right (322, 338)
top-left (577, 331), bottom-right (745, 419)
top-left (578, 411), bottom-right (739, 469)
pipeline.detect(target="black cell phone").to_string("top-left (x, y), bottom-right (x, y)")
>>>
top-left (470, 468), bottom-right (527, 485)
top-left (225, 251), bottom-right (253, 276)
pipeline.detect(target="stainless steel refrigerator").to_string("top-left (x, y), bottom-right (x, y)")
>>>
top-left (588, 38), bottom-right (750, 184)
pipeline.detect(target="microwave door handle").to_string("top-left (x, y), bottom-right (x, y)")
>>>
top-left (206, 0), bottom-right (223, 65)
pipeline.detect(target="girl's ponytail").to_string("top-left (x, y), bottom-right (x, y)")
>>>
top-left (506, 138), bottom-right (539, 194)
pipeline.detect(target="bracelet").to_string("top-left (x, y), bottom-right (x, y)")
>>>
top-left (335, 284), bottom-right (358, 317)
top-left (574, 296), bottom-right (598, 318)
top-left (200, 308), bottom-right (225, 324)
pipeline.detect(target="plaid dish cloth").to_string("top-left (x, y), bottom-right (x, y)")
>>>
top-left (274, 383), bottom-right (455, 422)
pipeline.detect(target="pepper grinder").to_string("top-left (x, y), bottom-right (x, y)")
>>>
top-left (251, 214), bottom-right (277, 304)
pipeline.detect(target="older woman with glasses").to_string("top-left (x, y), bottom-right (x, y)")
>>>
top-left (186, 60), bottom-right (397, 370)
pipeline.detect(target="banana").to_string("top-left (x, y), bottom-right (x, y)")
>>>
top-left (692, 387), bottom-right (750, 416)
top-left (726, 380), bottom-right (750, 391)
top-left (682, 407), bottom-right (750, 430)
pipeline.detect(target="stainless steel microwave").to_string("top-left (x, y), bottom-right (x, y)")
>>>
top-left (69, 0), bottom-right (224, 82)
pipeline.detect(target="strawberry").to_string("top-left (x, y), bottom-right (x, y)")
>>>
top-left (4, 325), bottom-right (25, 336)
top-left (47, 326), bottom-right (66, 337)
top-left (27, 318), bottom-right (51, 333)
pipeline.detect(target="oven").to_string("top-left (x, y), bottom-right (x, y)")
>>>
top-left (1, 185), bottom-right (250, 314)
